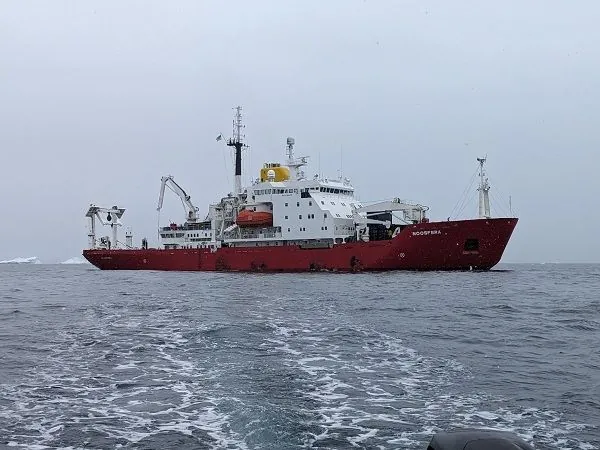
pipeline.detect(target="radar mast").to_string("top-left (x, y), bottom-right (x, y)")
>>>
top-left (226, 106), bottom-right (247, 195)
top-left (285, 137), bottom-right (308, 181)
top-left (477, 157), bottom-right (491, 218)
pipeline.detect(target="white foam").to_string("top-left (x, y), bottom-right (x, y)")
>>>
top-left (473, 411), bottom-right (501, 420)
top-left (2, 313), bottom-right (596, 450)
top-left (351, 427), bottom-right (378, 441)
top-left (277, 324), bottom-right (598, 450)
top-left (0, 313), bottom-right (253, 450)
top-left (114, 362), bottom-right (139, 370)
top-left (273, 325), bottom-right (296, 337)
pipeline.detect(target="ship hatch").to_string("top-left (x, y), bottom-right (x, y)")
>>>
top-left (464, 238), bottom-right (479, 251)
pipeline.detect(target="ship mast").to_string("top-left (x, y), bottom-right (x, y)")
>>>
top-left (477, 157), bottom-right (491, 218)
top-left (226, 106), bottom-right (246, 195)
top-left (285, 137), bottom-right (308, 181)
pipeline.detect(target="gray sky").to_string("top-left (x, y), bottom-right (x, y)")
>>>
top-left (1, 0), bottom-right (598, 263)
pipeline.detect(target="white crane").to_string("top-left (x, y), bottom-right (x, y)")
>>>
top-left (354, 199), bottom-right (428, 223)
top-left (157, 175), bottom-right (199, 223)
top-left (85, 204), bottom-right (126, 249)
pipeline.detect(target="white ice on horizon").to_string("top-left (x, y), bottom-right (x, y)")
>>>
top-left (0, 256), bottom-right (42, 264)
top-left (60, 256), bottom-right (89, 265)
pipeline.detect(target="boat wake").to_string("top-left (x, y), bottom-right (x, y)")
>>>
top-left (263, 318), bottom-right (595, 449)
top-left (0, 283), bottom-right (595, 449)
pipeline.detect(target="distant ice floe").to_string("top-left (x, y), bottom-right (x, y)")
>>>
top-left (0, 256), bottom-right (42, 264)
top-left (60, 256), bottom-right (90, 265)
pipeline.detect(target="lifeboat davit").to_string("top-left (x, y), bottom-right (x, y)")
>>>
top-left (236, 209), bottom-right (273, 227)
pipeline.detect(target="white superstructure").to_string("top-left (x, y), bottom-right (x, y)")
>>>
top-left (153, 108), bottom-right (429, 250)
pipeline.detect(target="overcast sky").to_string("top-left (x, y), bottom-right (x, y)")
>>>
top-left (1, 0), bottom-right (598, 263)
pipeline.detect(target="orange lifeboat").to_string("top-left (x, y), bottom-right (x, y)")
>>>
top-left (236, 209), bottom-right (273, 227)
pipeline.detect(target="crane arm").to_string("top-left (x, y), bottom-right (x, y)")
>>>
top-left (86, 205), bottom-right (125, 226)
top-left (156, 175), bottom-right (199, 222)
top-left (353, 199), bottom-right (427, 214)
top-left (157, 176), bottom-right (169, 212)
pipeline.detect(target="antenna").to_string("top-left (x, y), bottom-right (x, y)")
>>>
top-left (318, 150), bottom-right (321, 180)
top-left (285, 137), bottom-right (308, 181)
top-left (225, 106), bottom-right (247, 195)
top-left (477, 156), bottom-right (491, 218)
top-left (340, 144), bottom-right (343, 180)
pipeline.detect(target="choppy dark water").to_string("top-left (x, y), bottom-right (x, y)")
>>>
top-left (0, 264), bottom-right (598, 449)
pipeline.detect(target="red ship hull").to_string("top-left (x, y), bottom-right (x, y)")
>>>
top-left (83, 218), bottom-right (517, 272)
